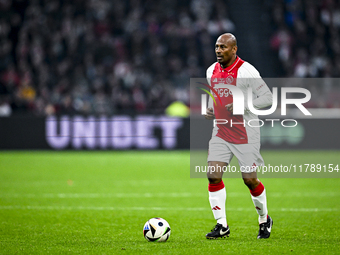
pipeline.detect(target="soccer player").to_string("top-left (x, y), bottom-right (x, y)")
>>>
top-left (204, 33), bottom-right (273, 239)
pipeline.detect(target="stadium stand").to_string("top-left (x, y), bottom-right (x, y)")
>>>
top-left (0, 0), bottom-right (339, 116)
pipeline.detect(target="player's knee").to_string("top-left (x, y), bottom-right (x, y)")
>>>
top-left (208, 178), bottom-right (222, 184)
top-left (243, 178), bottom-right (258, 190)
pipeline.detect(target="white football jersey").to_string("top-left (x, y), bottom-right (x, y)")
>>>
top-left (206, 57), bottom-right (272, 144)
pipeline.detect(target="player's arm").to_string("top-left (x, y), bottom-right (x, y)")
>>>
top-left (250, 79), bottom-right (273, 110)
top-left (225, 64), bottom-right (273, 114)
top-left (226, 103), bottom-right (233, 112)
top-left (205, 91), bottom-right (215, 119)
top-left (205, 64), bottom-right (216, 119)
top-left (246, 65), bottom-right (273, 110)
top-left (204, 107), bottom-right (215, 120)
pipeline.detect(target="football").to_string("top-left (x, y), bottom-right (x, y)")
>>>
top-left (143, 218), bottom-right (171, 242)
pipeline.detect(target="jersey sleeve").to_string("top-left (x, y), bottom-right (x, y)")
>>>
top-left (206, 63), bottom-right (217, 109)
top-left (242, 63), bottom-right (273, 110)
top-left (206, 63), bottom-right (215, 86)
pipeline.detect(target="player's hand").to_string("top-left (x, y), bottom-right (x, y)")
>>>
top-left (204, 107), bottom-right (215, 120)
top-left (226, 103), bottom-right (233, 113)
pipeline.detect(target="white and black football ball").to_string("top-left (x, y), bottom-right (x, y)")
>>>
top-left (143, 218), bottom-right (171, 242)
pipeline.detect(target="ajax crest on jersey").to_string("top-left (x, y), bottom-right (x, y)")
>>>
top-left (143, 218), bottom-right (171, 242)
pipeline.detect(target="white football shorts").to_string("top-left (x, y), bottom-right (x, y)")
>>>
top-left (207, 136), bottom-right (264, 173)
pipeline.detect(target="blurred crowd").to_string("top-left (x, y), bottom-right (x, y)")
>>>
top-left (0, 0), bottom-right (235, 116)
top-left (270, 0), bottom-right (340, 77)
top-left (1, 0), bottom-right (339, 117)
top-left (269, 0), bottom-right (340, 108)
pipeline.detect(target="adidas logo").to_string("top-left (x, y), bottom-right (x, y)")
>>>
top-left (212, 206), bottom-right (221, 210)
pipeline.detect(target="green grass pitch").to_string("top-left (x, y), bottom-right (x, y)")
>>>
top-left (0, 150), bottom-right (339, 254)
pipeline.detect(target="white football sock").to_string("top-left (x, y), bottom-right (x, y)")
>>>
top-left (251, 188), bottom-right (268, 224)
top-left (209, 187), bottom-right (227, 227)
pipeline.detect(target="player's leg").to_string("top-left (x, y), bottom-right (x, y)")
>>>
top-left (207, 161), bottom-right (227, 227)
top-left (241, 171), bottom-right (268, 224)
top-left (206, 161), bottom-right (230, 239)
top-left (231, 143), bottom-right (273, 238)
top-left (205, 136), bottom-right (233, 239)
top-left (242, 171), bottom-right (272, 239)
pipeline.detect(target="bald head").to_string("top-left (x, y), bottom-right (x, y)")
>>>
top-left (215, 33), bottom-right (238, 68)
top-left (217, 33), bottom-right (237, 48)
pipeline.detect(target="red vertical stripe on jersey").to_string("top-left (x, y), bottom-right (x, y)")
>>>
top-left (211, 56), bottom-right (248, 144)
